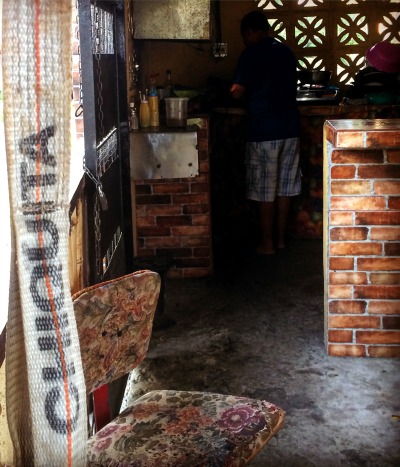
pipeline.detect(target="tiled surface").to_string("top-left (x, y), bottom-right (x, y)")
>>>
top-left (122, 239), bottom-right (400, 465)
top-left (324, 119), bottom-right (400, 357)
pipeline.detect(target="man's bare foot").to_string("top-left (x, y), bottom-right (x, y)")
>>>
top-left (255, 245), bottom-right (276, 255)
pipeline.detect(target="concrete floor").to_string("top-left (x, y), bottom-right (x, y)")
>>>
top-left (123, 239), bottom-right (400, 467)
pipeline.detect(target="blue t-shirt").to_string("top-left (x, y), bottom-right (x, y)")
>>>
top-left (233, 37), bottom-right (300, 142)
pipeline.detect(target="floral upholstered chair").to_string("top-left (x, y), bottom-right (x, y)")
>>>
top-left (73, 269), bottom-right (285, 466)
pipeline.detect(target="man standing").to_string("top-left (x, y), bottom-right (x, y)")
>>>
top-left (230, 10), bottom-right (301, 255)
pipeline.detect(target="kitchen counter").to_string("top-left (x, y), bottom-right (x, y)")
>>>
top-left (213, 103), bottom-right (400, 117)
top-left (130, 117), bottom-right (213, 278)
top-left (209, 104), bottom-right (400, 247)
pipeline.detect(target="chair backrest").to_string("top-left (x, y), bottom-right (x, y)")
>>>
top-left (72, 270), bottom-right (161, 394)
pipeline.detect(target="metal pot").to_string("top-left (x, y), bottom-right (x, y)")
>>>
top-left (298, 70), bottom-right (332, 85)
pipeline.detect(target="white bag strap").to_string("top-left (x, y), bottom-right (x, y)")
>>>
top-left (2, 0), bottom-right (87, 465)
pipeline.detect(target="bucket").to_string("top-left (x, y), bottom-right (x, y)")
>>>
top-left (165, 97), bottom-right (188, 127)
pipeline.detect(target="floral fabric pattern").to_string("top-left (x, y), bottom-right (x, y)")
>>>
top-left (87, 390), bottom-right (285, 466)
top-left (73, 270), bottom-right (161, 393)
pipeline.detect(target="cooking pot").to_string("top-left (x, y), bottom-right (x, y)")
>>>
top-left (298, 70), bottom-right (332, 85)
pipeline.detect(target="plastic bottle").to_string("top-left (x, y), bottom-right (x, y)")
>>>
top-left (129, 102), bottom-right (139, 130)
top-left (148, 80), bottom-right (160, 127)
top-left (139, 97), bottom-right (150, 128)
top-left (164, 69), bottom-right (174, 98)
top-left (148, 95), bottom-right (159, 127)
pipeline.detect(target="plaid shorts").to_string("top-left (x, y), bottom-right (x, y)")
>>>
top-left (245, 138), bottom-right (302, 202)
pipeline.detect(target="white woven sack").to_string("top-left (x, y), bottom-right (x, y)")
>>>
top-left (2, 0), bottom-right (88, 465)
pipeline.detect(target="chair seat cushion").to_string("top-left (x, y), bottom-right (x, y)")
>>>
top-left (87, 390), bottom-right (285, 466)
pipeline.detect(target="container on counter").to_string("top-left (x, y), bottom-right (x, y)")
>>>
top-left (129, 102), bottom-right (139, 130)
top-left (139, 98), bottom-right (150, 128)
top-left (148, 91), bottom-right (159, 127)
top-left (165, 97), bottom-right (188, 127)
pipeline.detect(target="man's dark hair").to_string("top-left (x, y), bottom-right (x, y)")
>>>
top-left (240, 10), bottom-right (270, 34)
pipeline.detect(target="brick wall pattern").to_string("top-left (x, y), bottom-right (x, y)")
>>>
top-left (324, 119), bottom-right (400, 358)
top-left (131, 118), bottom-right (213, 279)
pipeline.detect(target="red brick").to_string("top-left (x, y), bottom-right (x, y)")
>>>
top-left (135, 184), bottom-right (152, 195)
top-left (173, 193), bottom-right (208, 204)
top-left (370, 227), bottom-right (400, 241)
top-left (356, 211), bottom-right (400, 225)
top-left (369, 301), bottom-right (400, 315)
top-left (331, 181), bottom-right (371, 195)
top-left (144, 205), bottom-right (182, 216)
top-left (331, 166), bottom-right (356, 179)
top-left (387, 149), bottom-right (400, 163)
top-left (157, 216), bottom-right (192, 227)
top-left (370, 273), bottom-right (400, 285)
top-left (191, 183), bottom-right (209, 193)
top-left (358, 257), bottom-right (400, 271)
top-left (356, 330), bottom-right (400, 344)
top-left (330, 242), bottom-right (382, 256)
top-left (358, 165), bottom-right (400, 179)
top-left (193, 247), bottom-right (211, 257)
top-left (329, 315), bottom-right (380, 329)
top-left (388, 197), bottom-right (400, 210)
top-left (385, 243), bottom-right (400, 256)
top-left (136, 194), bottom-right (171, 205)
top-left (366, 132), bottom-right (400, 148)
top-left (135, 205), bottom-right (147, 216)
top-left (382, 316), bottom-right (400, 330)
top-left (354, 285), bottom-right (400, 299)
top-left (329, 272), bottom-right (367, 285)
top-left (329, 300), bottom-right (366, 314)
top-left (152, 183), bottom-right (190, 194)
top-left (192, 214), bottom-right (210, 226)
top-left (199, 161), bottom-right (209, 173)
top-left (167, 268), bottom-right (183, 279)
top-left (328, 285), bottom-right (352, 299)
top-left (136, 216), bottom-right (156, 227)
top-left (183, 204), bottom-right (209, 214)
top-left (335, 132), bottom-right (364, 148)
top-left (331, 149), bottom-right (383, 164)
top-left (330, 227), bottom-right (368, 241)
top-left (180, 237), bottom-right (210, 247)
top-left (197, 135), bottom-right (209, 151)
top-left (328, 330), bottom-right (353, 343)
top-left (330, 257), bottom-right (354, 270)
top-left (368, 346), bottom-right (400, 358)
top-left (157, 248), bottom-right (192, 257)
top-left (136, 247), bottom-right (155, 257)
top-left (145, 237), bottom-right (181, 248)
top-left (171, 225), bottom-right (210, 236)
top-left (191, 173), bottom-right (208, 184)
top-left (137, 226), bottom-right (171, 237)
top-left (330, 196), bottom-right (385, 211)
top-left (329, 212), bottom-right (353, 225)
top-left (374, 181), bottom-right (400, 195)
top-left (328, 344), bottom-right (366, 357)
top-left (182, 267), bottom-right (213, 278)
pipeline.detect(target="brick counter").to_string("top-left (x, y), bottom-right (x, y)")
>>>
top-left (324, 119), bottom-right (400, 357)
top-left (131, 117), bottom-right (213, 279)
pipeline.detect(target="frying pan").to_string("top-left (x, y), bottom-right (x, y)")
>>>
top-left (298, 70), bottom-right (332, 85)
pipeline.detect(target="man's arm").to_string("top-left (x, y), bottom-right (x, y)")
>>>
top-left (230, 83), bottom-right (245, 99)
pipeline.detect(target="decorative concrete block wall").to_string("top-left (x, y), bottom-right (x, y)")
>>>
top-left (131, 117), bottom-right (213, 278)
top-left (324, 119), bottom-right (400, 357)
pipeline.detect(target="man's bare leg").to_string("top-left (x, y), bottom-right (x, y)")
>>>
top-left (256, 201), bottom-right (275, 254)
top-left (277, 196), bottom-right (291, 250)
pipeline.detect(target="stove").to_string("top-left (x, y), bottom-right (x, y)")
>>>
top-left (296, 84), bottom-right (340, 104)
